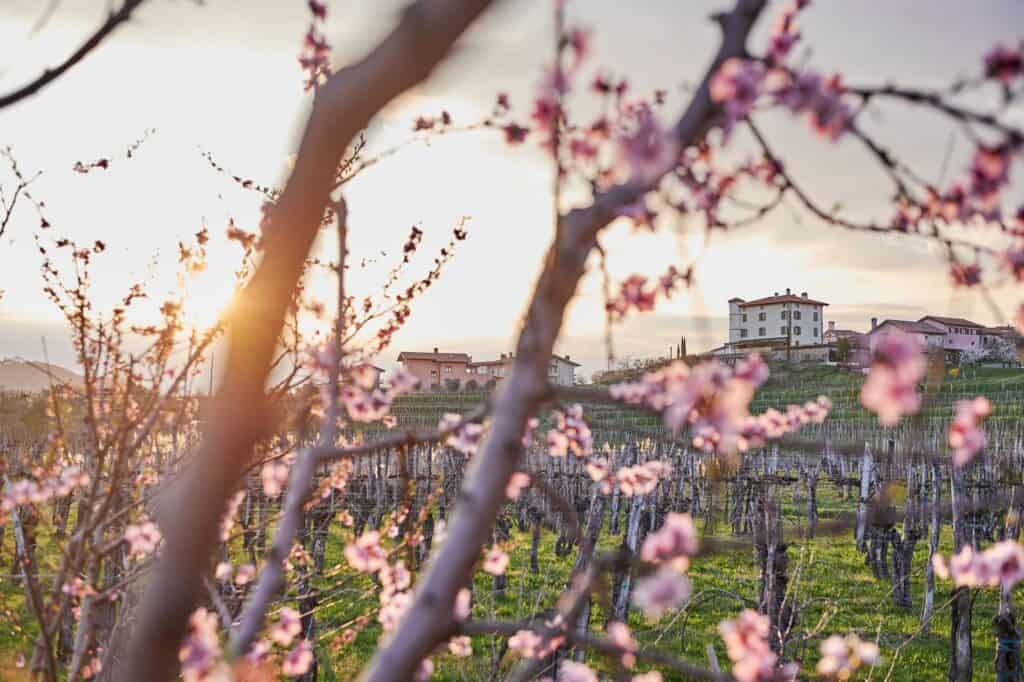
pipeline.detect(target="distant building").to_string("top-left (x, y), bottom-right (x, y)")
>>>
top-left (396, 349), bottom-right (474, 388)
top-left (866, 318), bottom-right (945, 354)
top-left (469, 352), bottom-right (579, 386)
top-left (398, 349), bottom-right (580, 389)
top-left (727, 288), bottom-right (827, 349)
top-left (917, 316), bottom-right (985, 354)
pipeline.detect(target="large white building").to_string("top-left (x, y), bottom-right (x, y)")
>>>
top-left (728, 289), bottom-right (827, 347)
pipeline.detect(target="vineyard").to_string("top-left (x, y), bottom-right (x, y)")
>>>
top-left (4, 364), bottom-right (1023, 680)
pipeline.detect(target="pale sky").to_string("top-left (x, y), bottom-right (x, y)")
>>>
top-left (1, 0), bottom-right (1022, 379)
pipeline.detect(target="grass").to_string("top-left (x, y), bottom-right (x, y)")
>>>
top-left (305, 480), bottom-right (1016, 681)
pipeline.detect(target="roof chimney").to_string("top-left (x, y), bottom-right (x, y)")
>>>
top-left (870, 318), bottom-right (877, 330)
top-left (773, 291), bottom-right (779, 296)
top-left (828, 320), bottom-right (835, 331)
top-left (786, 287), bottom-right (791, 295)
top-left (500, 353), bottom-right (505, 360)
top-left (433, 347), bottom-right (438, 354)
top-left (564, 354), bottom-right (570, 360)
top-left (801, 291), bottom-right (808, 298)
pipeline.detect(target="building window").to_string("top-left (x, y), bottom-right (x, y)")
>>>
top-left (742, 314), bottom-right (748, 322)
top-left (794, 311), bottom-right (802, 320)
top-left (740, 329), bottom-right (748, 338)
top-left (781, 310), bottom-right (788, 319)
top-left (758, 327), bottom-right (766, 336)
top-left (444, 366), bottom-right (452, 373)
top-left (813, 327), bottom-right (818, 337)
top-left (795, 326), bottom-right (802, 335)
top-left (813, 311), bottom-right (818, 321)
top-left (781, 326), bottom-right (787, 335)
top-left (758, 312), bottom-right (766, 321)
top-left (431, 370), bottom-right (438, 377)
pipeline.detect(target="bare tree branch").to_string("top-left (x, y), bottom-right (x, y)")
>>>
top-left (0, 0), bottom-right (148, 110)
top-left (120, 1), bottom-right (493, 679)
top-left (358, 2), bottom-right (769, 679)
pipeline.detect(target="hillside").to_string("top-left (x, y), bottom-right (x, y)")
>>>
top-left (0, 358), bottom-right (82, 393)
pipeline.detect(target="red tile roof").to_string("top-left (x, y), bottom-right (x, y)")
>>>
top-left (874, 320), bottom-right (943, 335)
top-left (739, 294), bottom-right (828, 308)
top-left (918, 315), bottom-right (984, 329)
top-left (397, 351), bottom-right (472, 362)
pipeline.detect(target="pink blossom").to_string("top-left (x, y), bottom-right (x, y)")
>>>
top-left (448, 635), bottom-right (472, 657)
top-left (380, 560), bottom-right (411, 595)
top-left (124, 521), bottom-right (162, 557)
top-left (234, 563), bottom-right (256, 586)
top-left (546, 404), bottom-right (593, 457)
top-left (860, 330), bottom-right (926, 426)
top-left (817, 634), bottom-right (880, 678)
top-left (178, 608), bottom-right (221, 682)
top-left (633, 565), bottom-right (691, 620)
top-left (985, 44), bottom-right (1023, 83)
top-left (710, 58), bottom-right (765, 134)
top-left (641, 512), bottom-right (698, 571)
top-left (734, 353), bottom-right (770, 387)
top-left (214, 562), bottom-right (232, 582)
top-left (245, 639), bottom-right (270, 664)
top-left (607, 621), bottom-right (638, 668)
top-left (1004, 244), bottom-right (1024, 281)
top-left (617, 104), bottom-right (678, 184)
top-left (378, 590), bottom-right (412, 632)
top-left (261, 460), bottom-right (289, 497)
top-left (615, 460), bottom-right (672, 497)
top-left (282, 640), bottom-right (313, 677)
top-left (504, 123), bottom-right (530, 145)
top-left (949, 396), bottom-right (991, 466)
top-left (344, 530), bottom-right (387, 573)
top-left (414, 657), bottom-right (434, 682)
top-left (767, 0), bottom-right (809, 63)
top-left (719, 609), bottom-right (797, 681)
top-left (440, 413), bottom-right (485, 455)
top-left (388, 367), bottom-right (420, 395)
top-left (509, 629), bottom-right (543, 657)
top-left (270, 607), bottom-right (303, 647)
top-left (453, 587), bottom-right (472, 621)
top-left (483, 545), bottom-right (509, 575)
top-left (506, 472), bottom-right (531, 499)
top-left (934, 541), bottom-right (1024, 591)
top-left (560, 661), bottom-right (598, 682)
top-left (567, 28), bottom-right (590, 66)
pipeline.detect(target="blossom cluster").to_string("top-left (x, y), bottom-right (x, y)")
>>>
top-left (817, 634), bottom-right (880, 679)
top-left (605, 266), bottom-right (691, 320)
top-left (546, 404), bottom-right (593, 457)
top-left (718, 609), bottom-right (799, 682)
top-left (339, 366), bottom-right (419, 424)
top-left (860, 330), bottom-right (926, 426)
top-left (508, 622), bottom-right (565, 659)
top-left (709, 1), bottom-right (852, 142)
top-left (949, 396), bottom-right (992, 466)
top-left (299, 0), bottom-right (331, 90)
top-left (438, 412), bottom-right (485, 455)
top-left (124, 520), bottom-right (162, 558)
top-left (1, 464), bottom-right (90, 514)
top-left (632, 514), bottom-right (697, 619)
top-left (933, 540), bottom-right (1024, 591)
top-left (612, 459), bottom-right (673, 497)
top-left (179, 608), bottom-right (224, 682)
top-left (611, 355), bottom-right (827, 455)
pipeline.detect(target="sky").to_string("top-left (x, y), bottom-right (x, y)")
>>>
top-left (0, 0), bottom-right (1022, 380)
